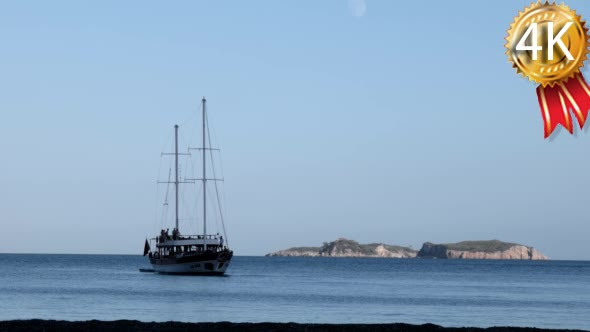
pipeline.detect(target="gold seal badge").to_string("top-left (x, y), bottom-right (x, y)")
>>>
top-left (506, 2), bottom-right (590, 87)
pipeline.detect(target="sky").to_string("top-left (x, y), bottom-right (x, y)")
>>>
top-left (1, 1), bottom-right (589, 259)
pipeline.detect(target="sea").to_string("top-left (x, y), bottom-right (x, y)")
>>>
top-left (0, 254), bottom-right (588, 330)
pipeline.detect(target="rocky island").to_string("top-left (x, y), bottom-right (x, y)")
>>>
top-left (267, 238), bottom-right (548, 260)
top-left (266, 238), bottom-right (417, 258)
top-left (417, 240), bottom-right (549, 260)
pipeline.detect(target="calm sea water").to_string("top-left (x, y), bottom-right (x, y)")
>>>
top-left (0, 255), bottom-right (588, 329)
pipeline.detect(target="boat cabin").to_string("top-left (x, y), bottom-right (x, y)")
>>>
top-left (149, 233), bottom-right (225, 258)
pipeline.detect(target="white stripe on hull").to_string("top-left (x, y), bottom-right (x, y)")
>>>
top-left (151, 259), bottom-right (230, 274)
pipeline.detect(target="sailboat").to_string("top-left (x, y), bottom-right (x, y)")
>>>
top-left (143, 97), bottom-right (233, 275)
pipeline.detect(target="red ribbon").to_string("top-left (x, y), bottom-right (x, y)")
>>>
top-left (536, 73), bottom-right (590, 138)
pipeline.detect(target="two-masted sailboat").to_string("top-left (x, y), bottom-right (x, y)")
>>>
top-left (143, 97), bottom-right (233, 275)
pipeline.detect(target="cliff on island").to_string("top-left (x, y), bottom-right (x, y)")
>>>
top-left (266, 238), bottom-right (418, 258)
top-left (267, 238), bottom-right (548, 260)
top-left (268, 246), bottom-right (323, 257)
top-left (417, 240), bottom-right (549, 260)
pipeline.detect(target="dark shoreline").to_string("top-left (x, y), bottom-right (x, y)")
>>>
top-left (0, 320), bottom-right (586, 332)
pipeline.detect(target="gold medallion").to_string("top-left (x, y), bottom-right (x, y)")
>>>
top-left (506, 2), bottom-right (589, 87)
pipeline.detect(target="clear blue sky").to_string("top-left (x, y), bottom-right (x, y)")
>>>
top-left (1, 1), bottom-right (589, 259)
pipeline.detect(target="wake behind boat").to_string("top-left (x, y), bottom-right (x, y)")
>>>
top-left (143, 97), bottom-right (233, 275)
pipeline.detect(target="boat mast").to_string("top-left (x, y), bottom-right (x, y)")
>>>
top-left (202, 98), bottom-right (207, 250)
top-left (174, 124), bottom-right (179, 231)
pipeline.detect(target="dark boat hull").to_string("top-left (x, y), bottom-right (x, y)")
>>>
top-left (149, 249), bottom-right (233, 274)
